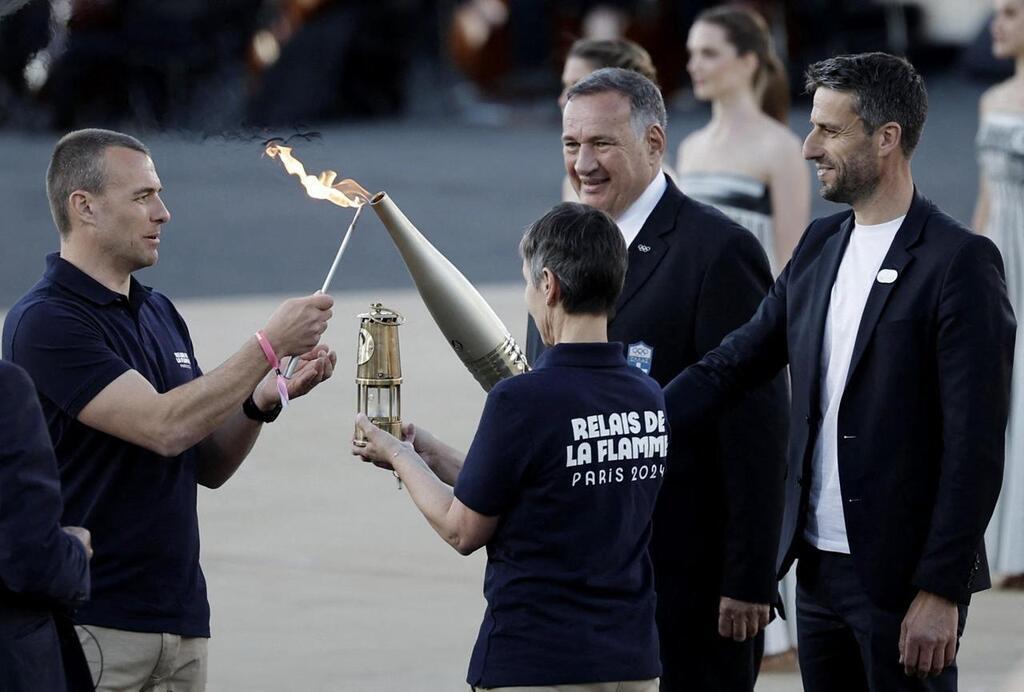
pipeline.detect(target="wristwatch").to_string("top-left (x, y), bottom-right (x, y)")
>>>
top-left (242, 393), bottom-right (282, 423)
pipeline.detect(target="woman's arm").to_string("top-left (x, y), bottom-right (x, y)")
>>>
top-left (352, 414), bottom-right (497, 555)
top-left (769, 135), bottom-right (811, 273)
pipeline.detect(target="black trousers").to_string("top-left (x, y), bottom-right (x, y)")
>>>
top-left (655, 582), bottom-right (764, 692)
top-left (796, 545), bottom-right (967, 692)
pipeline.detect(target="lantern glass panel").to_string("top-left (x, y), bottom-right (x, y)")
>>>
top-left (366, 386), bottom-right (387, 418)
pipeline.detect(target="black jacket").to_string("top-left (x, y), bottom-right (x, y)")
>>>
top-left (0, 360), bottom-right (93, 692)
top-left (665, 189), bottom-right (1015, 608)
top-left (528, 177), bottom-right (789, 605)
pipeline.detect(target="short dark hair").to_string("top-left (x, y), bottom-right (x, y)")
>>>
top-left (567, 38), bottom-right (659, 85)
top-left (47, 128), bottom-right (150, 235)
top-left (566, 67), bottom-right (667, 136)
top-left (804, 52), bottom-right (927, 157)
top-left (520, 202), bottom-right (627, 317)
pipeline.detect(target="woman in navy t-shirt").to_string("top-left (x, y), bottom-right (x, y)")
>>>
top-left (354, 203), bottom-right (668, 691)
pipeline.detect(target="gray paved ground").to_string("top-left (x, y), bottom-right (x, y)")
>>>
top-left (2, 74), bottom-right (1022, 690)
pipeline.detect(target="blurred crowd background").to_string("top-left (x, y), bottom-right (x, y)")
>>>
top-left (0, 0), bottom-right (1011, 133)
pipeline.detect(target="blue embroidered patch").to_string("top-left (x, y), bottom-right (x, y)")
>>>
top-left (626, 341), bottom-right (654, 375)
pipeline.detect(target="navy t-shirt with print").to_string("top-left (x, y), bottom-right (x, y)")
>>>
top-left (455, 342), bottom-right (668, 688)
top-left (2, 254), bottom-right (210, 636)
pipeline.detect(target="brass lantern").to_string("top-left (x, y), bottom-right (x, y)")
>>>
top-left (354, 304), bottom-right (404, 447)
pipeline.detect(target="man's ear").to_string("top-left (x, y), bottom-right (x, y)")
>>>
top-left (647, 123), bottom-right (667, 161)
top-left (541, 267), bottom-right (561, 306)
top-left (876, 122), bottom-right (903, 158)
top-left (68, 190), bottom-right (97, 228)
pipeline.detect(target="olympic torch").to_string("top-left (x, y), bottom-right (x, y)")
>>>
top-left (369, 192), bottom-right (529, 391)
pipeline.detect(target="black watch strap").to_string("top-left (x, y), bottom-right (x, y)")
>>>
top-left (242, 393), bottom-right (282, 423)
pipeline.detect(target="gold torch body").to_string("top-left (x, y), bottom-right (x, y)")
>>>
top-left (369, 192), bottom-right (529, 392)
top-left (354, 304), bottom-right (404, 446)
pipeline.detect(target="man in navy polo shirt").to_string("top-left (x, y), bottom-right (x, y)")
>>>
top-left (2, 128), bottom-right (337, 691)
top-left (354, 203), bottom-right (666, 691)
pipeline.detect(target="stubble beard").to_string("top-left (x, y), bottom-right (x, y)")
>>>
top-left (820, 151), bottom-right (880, 206)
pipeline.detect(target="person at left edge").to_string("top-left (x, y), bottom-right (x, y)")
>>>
top-left (2, 128), bottom-right (337, 692)
top-left (0, 360), bottom-right (94, 692)
top-left (529, 67), bottom-right (789, 691)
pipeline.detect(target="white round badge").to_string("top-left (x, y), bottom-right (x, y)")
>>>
top-left (876, 269), bottom-right (898, 284)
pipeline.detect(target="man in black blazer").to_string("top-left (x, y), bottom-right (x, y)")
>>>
top-left (666, 53), bottom-right (1015, 691)
top-left (0, 360), bottom-right (94, 691)
top-left (528, 67), bottom-right (789, 691)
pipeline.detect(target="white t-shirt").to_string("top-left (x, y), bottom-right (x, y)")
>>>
top-left (616, 173), bottom-right (667, 248)
top-left (804, 215), bottom-right (905, 553)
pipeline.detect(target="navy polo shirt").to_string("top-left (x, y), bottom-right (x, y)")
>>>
top-left (2, 254), bottom-right (210, 637)
top-left (454, 342), bottom-right (668, 687)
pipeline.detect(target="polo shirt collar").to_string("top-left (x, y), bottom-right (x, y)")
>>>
top-left (533, 342), bottom-right (626, 370)
top-left (45, 253), bottom-right (152, 311)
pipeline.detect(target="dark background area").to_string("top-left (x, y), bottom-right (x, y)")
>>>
top-left (0, 0), bottom-right (1004, 306)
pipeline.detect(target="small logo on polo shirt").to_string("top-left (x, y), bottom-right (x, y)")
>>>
top-left (174, 352), bottom-right (192, 369)
top-left (626, 341), bottom-right (654, 375)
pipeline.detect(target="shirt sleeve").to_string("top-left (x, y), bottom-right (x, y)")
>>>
top-left (7, 302), bottom-right (131, 418)
top-left (454, 386), bottom-right (527, 517)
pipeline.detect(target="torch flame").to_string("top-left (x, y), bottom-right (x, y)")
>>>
top-left (265, 143), bottom-right (370, 207)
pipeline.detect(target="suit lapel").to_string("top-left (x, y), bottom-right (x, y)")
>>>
top-left (612, 176), bottom-right (679, 320)
top-left (805, 215), bottom-right (854, 413)
top-left (844, 190), bottom-right (929, 386)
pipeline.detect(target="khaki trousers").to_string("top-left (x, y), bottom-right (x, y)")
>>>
top-left (474, 680), bottom-right (659, 692)
top-left (75, 624), bottom-right (208, 692)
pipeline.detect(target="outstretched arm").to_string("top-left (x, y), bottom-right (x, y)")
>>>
top-left (352, 414), bottom-right (496, 555)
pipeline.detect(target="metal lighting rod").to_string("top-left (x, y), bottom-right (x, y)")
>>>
top-left (284, 203), bottom-right (364, 378)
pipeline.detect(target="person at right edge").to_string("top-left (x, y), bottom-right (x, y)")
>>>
top-left (528, 66), bottom-right (789, 690)
top-left (665, 52), bottom-right (1015, 691)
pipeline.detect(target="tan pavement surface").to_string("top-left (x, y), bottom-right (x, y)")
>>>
top-left (6, 284), bottom-right (1023, 690)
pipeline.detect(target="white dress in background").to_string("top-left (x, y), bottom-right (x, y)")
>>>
top-left (978, 112), bottom-right (1024, 576)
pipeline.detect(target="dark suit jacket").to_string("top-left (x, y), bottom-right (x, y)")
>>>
top-left (0, 360), bottom-right (93, 692)
top-left (665, 189), bottom-right (1015, 609)
top-left (528, 176), bottom-right (789, 607)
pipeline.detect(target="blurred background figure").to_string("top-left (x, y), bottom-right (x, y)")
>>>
top-left (676, 4), bottom-right (808, 276)
top-left (246, 0), bottom-right (425, 125)
top-left (0, 0), bottom-right (51, 127)
top-left (44, 0), bottom-right (262, 130)
top-left (556, 37), bottom-right (673, 201)
top-left (976, 0), bottom-right (1024, 592)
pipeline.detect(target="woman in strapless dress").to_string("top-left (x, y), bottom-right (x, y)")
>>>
top-left (675, 6), bottom-right (808, 277)
top-left (974, 0), bottom-right (1024, 590)
top-left (676, 6), bottom-right (810, 666)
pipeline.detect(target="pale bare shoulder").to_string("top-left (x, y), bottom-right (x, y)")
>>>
top-left (762, 117), bottom-right (803, 153)
top-left (980, 79), bottom-right (1024, 115)
top-left (676, 125), bottom-right (709, 162)
top-left (759, 117), bottom-right (804, 170)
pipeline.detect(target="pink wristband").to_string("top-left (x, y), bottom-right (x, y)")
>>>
top-left (254, 330), bottom-right (289, 409)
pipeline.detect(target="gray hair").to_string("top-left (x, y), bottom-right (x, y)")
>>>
top-left (565, 67), bottom-right (667, 137)
top-left (47, 128), bottom-right (150, 235)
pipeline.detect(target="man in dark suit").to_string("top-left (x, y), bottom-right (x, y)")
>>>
top-left (0, 360), bottom-right (94, 692)
top-left (665, 53), bottom-right (1015, 691)
top-left (528, 67), bottom-right (789, 691)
